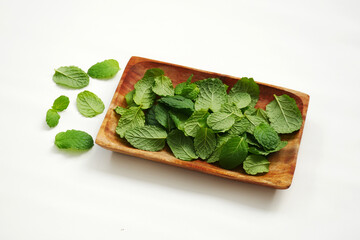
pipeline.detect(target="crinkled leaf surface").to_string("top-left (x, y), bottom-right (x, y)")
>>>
top-left (125, 126), bottom-right (167, 151)
top-left (46, 109), bottom-right (60, 128)
top-left (114, 106), bottom-right (128, 115)
top-left (254, 123), bottom-right (280, 150)
top-left (116, 106), bottom-right (145, 138)
top-left (229, 92), bottom-right (251, 109)
top-left (195, 78), bottom-right (227, 112)
top-left (229, 77), bottom-right (259, 107)
top-left (76, 90), bottom-right (105, 117)
top-left (152, 75), bottom-right (174, 96)
top-left (167, 130), bottom-right (198, 161)
top-left (184, 111), bottom-right (209, 137)
top-left (55, 130), bottom-right (94, 150)
top-left (158, 95), bottom-right (194, 115)
top-left (53, 66), bottom-right (89, 89)
top-left (194, 127), bottom-right (216, 159)
top-left (207, 112), bottom-right (235, 132)
top-left (169, 110), bottom-right (188, 131)
top-left (266, 94), bottom-right (303, 134)
top-left (87, 59), bottom-right (120, 79)
top-left (243, 154), bottom-right (270, 175)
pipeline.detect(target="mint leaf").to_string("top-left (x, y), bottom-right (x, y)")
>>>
top-left (167, 130), bottom-right (198, 160)
top-left (169, 110), bottom-right (188, 132)
top-left (158, 95), bottom-right (194, 115)
top-left (125, 90), bottom-right (137, 107)
top-left (266, 94), bottom-right (303, 134)
top-left (229, 92), bottom-right (251, 109)
top-left (53, 66), bottom-right (89, 89)
top-left (220, 102), bottom-right (243, 120)
top-left (87, 59), bottom-right (120, 79)
top-left (184, 110), bottom-right (209, 137)
top-left (195, 78), bottom-right (227, 112)
top-left (254, 123), bottom-right (280, 150)
top-left (255, 108), bottom-right (269, 123)
top-left (152, 75), bottom-right (174, 96)
top-left (52, 95), bottom-right (70, 112)
top-left (133, 69), bottom-right (163, 109)
top-left (249, 141), bottom-right (288, 156)
top-left (116, 106), bottom-right (145, 138)
top-left (207, 134), bottom-right (236, 163)
top-left (243, 155), bottom-right (270, 175)
top-left (145, 105), bottom-right (162, 127)
top-left (228, 118), bottom-right (250, 135)
top-left (244, 114), bottom-right (267, 134)
top-left (114, 106), bottom-right (127, 115)
top-left (46, 109), bottom-right (60, 128)
top-left (174, 75), bottom-right (199, 100)
top-left (219, 136), bottom-right (248, 169)
top-left (229, 77), bottom-right (259, 107)
top-left (55, 130), bottom-right (94, 150)
top-left (76, 90), bottom-right (105, 117)
top-left (154, 104), bottom-right (175, 131)
top-left (125, 126), bottom-right (167, 151)
top-left (207, 112), bottom-right (235, 132)
top-left (194, 127), bottom-right (216, 159)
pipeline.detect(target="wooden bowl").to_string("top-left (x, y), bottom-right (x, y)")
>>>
top-left (96, 56), bottom-right (309, 189)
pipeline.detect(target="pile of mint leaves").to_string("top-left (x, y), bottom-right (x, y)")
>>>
top-left (115, 68), bottom-right (303, 175)
top-left (47, 59), bottom-right (120, 151)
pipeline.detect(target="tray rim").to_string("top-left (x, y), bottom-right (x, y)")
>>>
top-left (96, 56), bottom-right (310, 189)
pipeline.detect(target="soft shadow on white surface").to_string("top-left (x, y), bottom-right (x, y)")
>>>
top-left (89, 151), bottom-right (280, 210)
top-left (51, 145), bottom-right (90, 158)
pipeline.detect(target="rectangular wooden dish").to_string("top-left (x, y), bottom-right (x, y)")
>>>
top-left (96, 56), bottom-right (309, 189)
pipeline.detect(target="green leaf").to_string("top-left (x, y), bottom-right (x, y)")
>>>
top-left (255, 108), bottom-right (269, 123)
top-left (169, 110), bottom-right (188, 131)
top-left (229, 77), bottom-right (259, 107)
top-left (87, 59), bottom-right (120, 79)
top-left (254, 123), bottom-right (281, 150)
top-left (229, 92), bottom-right (251, 109)
top-left (76, 90), bottom-right (105, 117)
top-left (53, 66), bottom-right (89, 89)
top-left (114, 106), bottom-right (127, 115)
top-left (244, 114), bottom-right (267, 134)
top-left (248, 141), bottom-right (288, 156)
top-left (266, 94), bottom-right (303, 134)
top-left (125, 90), bottom-right (137, 107)
top-left (167, 130), bottom-right (198, 161)
top-left (154, 104), bottom-right (175, 131)
top-left (195, 78), bottom-right (227, 112)
top-left (158, 95), bottom-right (194, 115)
top-left (125, 126), bottom-right (167, 151)
top-left (52, 95), bottom-right (70, 112)
top-left (219, 136), bottom-right (248, 169)
top-left (145, 105), bottom-right (162, 128)
top-left (46, 109), bottom-right (60, 128)
top-left (207, 112), bottom-right (235, 132)
top-left (133, 68), bottom-right (164, 109)
top-left (243, 155), bottom-right (270, 175)
top-left (116, 106), bottom-right (145, 138)
top-left (55, 130), bottom-right (94, 150)
top-left (227, 117), bottom-right (250, 135)
top-left (207, 134), bottom-right (236, 163)
top-left (245, 133), bottom-right (262, 148)
top-left (184, 110), bottom-right (209, 137)
top-left (194, 127), bottom-right (216, 159)
top-left (152, 75), bottom-right (174, 96)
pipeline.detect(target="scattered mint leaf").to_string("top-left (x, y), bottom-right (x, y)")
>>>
top-left (52, 95), bottom-right (70, 112)
top-left (184, 110), bottom-right (209, 137)
top-left (266, 94), bottom-right (303, 134)
top-left (55, 129), bottom-right (94, 150)
top-left (229, 77), bottom-right (259, 107)
top-left (194, 127), bottom-right (216, 159)
top-left (46, 109), bottom-right (60, 128)
top-left (219, 136), bottom-right (248, 169)
top-left (167, 130), bottom-right (198, 161)
top-left (116, 106), bottom-right (145, 138)
top-left (87, 59), bottom-right (120, 79)
top-left (125, 126), bottom-right (167, 151)
top-left (53, 66), bottom-right (89, 89)
top-left (152, 75), bottom-right (174, 96)
top-left (158, 95), bottom-right (194, 115)
top-left (207, 112), bottom-right (235, 132)
top-left (76, 90), bottom-right (105, 117)
top-left (195, 78), bottom-right (227, 112)
top-left (133, 68), bottom-right (163, 109)
top-left (254, 123), bottom-right (281, 150)
top-left (243, 155), bottom-right (270, 175)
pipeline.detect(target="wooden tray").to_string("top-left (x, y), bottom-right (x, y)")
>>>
top-left (96, 56), bottom-right (309, 189)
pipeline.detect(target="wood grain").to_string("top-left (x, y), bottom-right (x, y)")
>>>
top-left (95, 56), bottom-right (310, 189)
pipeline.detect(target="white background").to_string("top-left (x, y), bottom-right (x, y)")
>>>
top-left (1, 0), bottom-right (359, 239)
